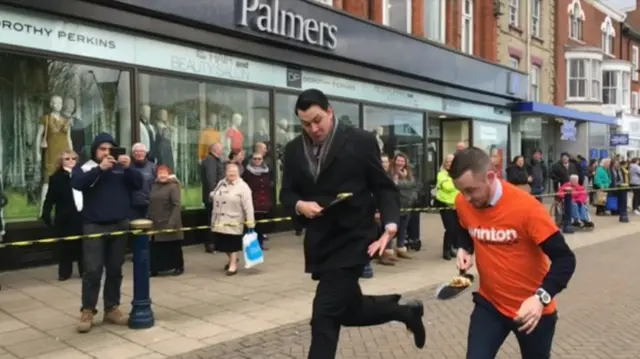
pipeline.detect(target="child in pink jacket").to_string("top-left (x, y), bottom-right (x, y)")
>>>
top-left (558, 174), bottom-right (594, 228)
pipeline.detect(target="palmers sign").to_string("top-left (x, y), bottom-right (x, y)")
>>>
top-left (237, 0), bottom-right (338, 50)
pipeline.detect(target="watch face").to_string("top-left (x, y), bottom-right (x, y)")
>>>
top-left (537, 289), bottom-right (551, 304)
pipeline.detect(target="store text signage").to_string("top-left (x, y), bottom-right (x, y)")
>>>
top-left (0, 18), bottom-right (116, 49)
top-left (237, 0), bottom-right (338, 50)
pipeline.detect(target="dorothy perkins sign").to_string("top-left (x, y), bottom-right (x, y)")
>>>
top-left (237, 0), bottom-right (338, 50)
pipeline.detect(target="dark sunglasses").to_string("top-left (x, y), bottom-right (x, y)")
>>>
top-left (64, 157), bottom-right (77, 161)
top-left (252, 157), bottom-right (263, 161)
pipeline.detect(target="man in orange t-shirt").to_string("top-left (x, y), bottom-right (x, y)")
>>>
top-left (448, 147), bottom-right (577, 359)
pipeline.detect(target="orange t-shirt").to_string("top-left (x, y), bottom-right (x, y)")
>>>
top-left (226, 128), bottom-right (244, 152)
top-left (455, 180), bottom-right (559, 319)
top-left (198, 128), bottom-right (221, 160)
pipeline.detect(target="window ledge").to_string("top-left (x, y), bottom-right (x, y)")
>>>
top-left (565, 99), bottom-right (602, 105)
top-left (509, 24), bottom-right (524, 35)
top-left (568, 37), bottom-right (586, 45)
top-left (532, 35), bottom-right (544, 44)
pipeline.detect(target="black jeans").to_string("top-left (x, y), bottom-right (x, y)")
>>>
top-left (254, 212), bottom-right (273, 247)
top-left (81, 221), bottom-right (129, 312)
top-left (204, 203), bottom-right (214, 250)
top-left (466, 293), bottom-right (557, 359)
top-left (308, 266), bottom-right (404, 359)
top-left (438, 207), bottom-right (459, 252)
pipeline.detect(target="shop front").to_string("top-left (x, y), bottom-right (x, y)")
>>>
top-left (511, 102), bottom-right (617, 166)
top-left (0, 0), bottom-right (525, 267)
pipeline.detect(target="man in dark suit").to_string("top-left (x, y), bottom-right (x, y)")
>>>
top-left (280, 89), bottom-right (426, 359)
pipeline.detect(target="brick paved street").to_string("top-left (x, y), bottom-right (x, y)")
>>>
top-left (175, 234), bottom-right (640, 359)
top-left (0, 213), bottom-right (636, 358)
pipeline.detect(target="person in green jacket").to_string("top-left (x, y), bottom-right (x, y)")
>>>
top-left (435, 153), bottom-right (460, 260)
top-left (593, 158), bottom-right (612, 215)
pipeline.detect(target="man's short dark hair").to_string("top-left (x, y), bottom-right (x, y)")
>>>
top-left (448, 147), bottom-right (491, 180)
top-left (294, 89), bottom-right (330, 116)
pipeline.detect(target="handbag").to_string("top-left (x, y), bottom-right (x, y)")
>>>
top-left (594, 190), bottom-right (607, 206)
top-left (242, 229), bottom-right (264, 269)
top-left (606, 195), bottom-right (618, 212)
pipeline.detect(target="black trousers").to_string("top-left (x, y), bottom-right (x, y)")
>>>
top-left (204, 203), bottom-right (214, 250)
top-left (466, 293), bottom-right (556, 359)
top-left (438, 206), bottom-right (459, 253)
top-left (254, 212), bottom-right (274, 246)
top-left (308, 266), bottom-right (404, 359)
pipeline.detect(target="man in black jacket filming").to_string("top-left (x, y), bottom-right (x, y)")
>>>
top-left (280, 89), bottom-right (426, 359)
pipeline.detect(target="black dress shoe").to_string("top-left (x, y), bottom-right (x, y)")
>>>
top-left (225, 269), bottom-right (237, 276)
top-left (224, 258), bottom-right (240, 270)
top-left (403, 300), bottom-right (426, 349)
top-left (442, 252), bottom-right (452, 260)
top-left (58, 275), bottom-right (71, 282)
top-left (171, 268), bottom-right (184, 276)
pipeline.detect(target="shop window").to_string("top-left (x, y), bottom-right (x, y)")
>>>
top-left (461, 0), bottom-right (474, 55)
top-left (424, 0), bottom-right (446, 43)
top-left (273, 93), bottom-right (359, 202)
top-left (383, 0), bottom-right (412, 33)
top-left (600, 17), bottom-right (615, 56)
top-left (473, 121), bottom-right (509, 176)
top-left (139, 73), bottom-right (270, 209)
top-left (568, 0), bottom-right (584, 41)
top-left (363, 106), bottom-right (424, 183)
top-left (623, 72), bottom-right (630, 107)
top-left (0, 53), bottom-right (131, 222)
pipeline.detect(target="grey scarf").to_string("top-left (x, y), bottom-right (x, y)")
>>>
top-left (301, 118), bottom-right (338, 181)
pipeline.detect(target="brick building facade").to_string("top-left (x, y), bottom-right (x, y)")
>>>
top-left (331, 0), bottom-right (498, 62)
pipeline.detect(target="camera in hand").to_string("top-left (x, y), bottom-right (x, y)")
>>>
top-left (110, 147), bottom-right (126, 158)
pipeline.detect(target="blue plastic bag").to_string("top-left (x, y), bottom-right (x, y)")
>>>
top-left (243, 229), bottom-right (264, 269)
top-left (606, 195), bottom-right (618, 212)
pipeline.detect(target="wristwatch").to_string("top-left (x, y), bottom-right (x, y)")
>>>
top-left (535, 288), bottom-right (552, 306)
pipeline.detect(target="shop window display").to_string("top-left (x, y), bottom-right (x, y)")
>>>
top-left (472, 120), bottom-right (508, 176)
top-left (0, 53), bottom-right (131, 221)
top-left (363, 106), bottom-right (424, 182)
top-left (139, 73), bottom-right (270, 209)
top-left (273, 93), bottom-right (359, 202)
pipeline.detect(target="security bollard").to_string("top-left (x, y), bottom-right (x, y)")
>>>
top-left (562, 190), bottom-right (574, 234)
top-left (128, 219), bottom-right (155, 329)
top-left (619, 187), bottom-right (629, 223)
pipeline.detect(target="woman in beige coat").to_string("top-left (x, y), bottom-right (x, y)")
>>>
top-left (210, 163), bottom-right (255, 275)
top-left (148, 165), bottom-right (184, 276)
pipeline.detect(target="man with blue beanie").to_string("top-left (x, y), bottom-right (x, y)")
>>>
top-left (72, 133), bottom-right (143, 333)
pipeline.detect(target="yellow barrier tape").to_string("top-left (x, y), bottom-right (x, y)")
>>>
top-left (2, 185), bottom-right (633, 248)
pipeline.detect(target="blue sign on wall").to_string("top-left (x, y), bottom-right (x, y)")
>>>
top-left (589, 148), bottom-right (599, 159)
top-left (610, 133), bottom-right (630, 146)
top-left (600, 149), bottom-right (609, 159)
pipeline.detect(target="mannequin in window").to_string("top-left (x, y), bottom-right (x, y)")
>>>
top-left (198, 113), bottom-right (221, 162)
top-left (62, 98), bottom-right (88, 162)
top-left (372, 126), bottom-right (385, 154)
top-left (155, 109), bottom-right (175, 171)
top-left (276, 118), bottom-right (295, 147)
top-left (225, 113), bottom-right (244, 154)
top-left (35, 95), bottom-right (72, 214)
top-left (253, 117), bottom-right (270, 146)
top-left (139, 104), bottom-right (156, 159)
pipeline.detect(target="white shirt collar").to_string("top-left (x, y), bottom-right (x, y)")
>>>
top-left (489, 179), bottom-right (503, 206)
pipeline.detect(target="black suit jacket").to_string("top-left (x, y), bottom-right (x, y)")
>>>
top-left (279, 123), bottom-right (400, 274)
